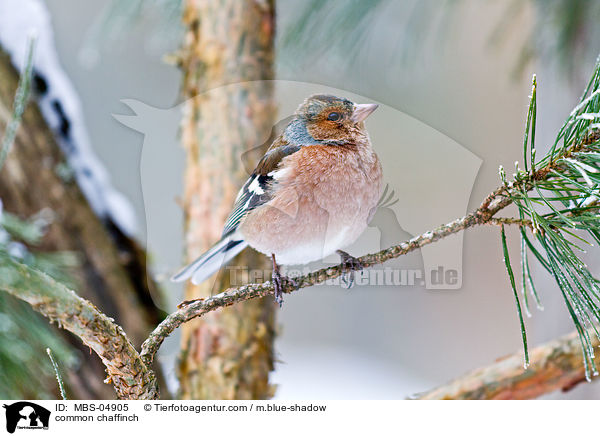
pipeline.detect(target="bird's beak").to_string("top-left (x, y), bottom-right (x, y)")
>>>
top-left (351, 103), bottom-right (379, 123)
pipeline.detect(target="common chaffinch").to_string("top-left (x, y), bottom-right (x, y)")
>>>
top-left (172, 94), bottom-right (382, 305)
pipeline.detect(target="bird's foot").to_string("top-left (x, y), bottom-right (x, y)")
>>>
top-left (271, 254), bottom-right (298, 307)
top-left (336, 250), bottom-right (364, 289)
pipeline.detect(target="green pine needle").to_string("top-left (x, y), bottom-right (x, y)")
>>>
top-left (46, 348), bottom-right (68, 400)
top-left (0, 36), bottom-right (35, 172)
top-left (501, 225), bottom-right (530, 368)
top-left (523, 74), bottom-right (537, 173)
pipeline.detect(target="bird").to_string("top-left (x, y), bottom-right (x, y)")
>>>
top-left (172, 94), bottom-right (383, 305)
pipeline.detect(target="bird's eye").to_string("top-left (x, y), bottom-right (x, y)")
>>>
top-left (328, 112), bottom-right (341, 121)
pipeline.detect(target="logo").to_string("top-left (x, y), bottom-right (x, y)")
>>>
top-left (2, 402), bottom-right (50, 433)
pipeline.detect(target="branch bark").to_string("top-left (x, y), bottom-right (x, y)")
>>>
top-left (412, 329), bottom-right (597, 399)
top-left (0, 254), bottom-right (158, 400)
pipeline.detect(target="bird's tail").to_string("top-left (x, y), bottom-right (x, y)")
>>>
top-left (171, 234), bottom-right (247, 285)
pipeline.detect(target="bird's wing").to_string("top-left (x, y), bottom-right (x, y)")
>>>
top-left (221, 143), bottom-right (301, 237)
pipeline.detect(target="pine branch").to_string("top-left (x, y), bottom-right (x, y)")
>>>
top-left (140, 129), bottom-right (600, 367)
top-left (487, 217), bottom-right (534, 229)
top-left (0, 253), bottom-right (158, 400)
top-left (499, 60), bottom-right (600, 379)
top-left (138, 171), bottom-right (550, 366)
top-left (413, 328), bottom-right (598, 400)
top-left (141, 58), bottom-right (600, 373)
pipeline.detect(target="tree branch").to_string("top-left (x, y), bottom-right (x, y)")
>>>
top-left (0, 254), bottom-right (158, 400)
top-left (141, 137), bottom-right (599, 366)
top-left (412, 328), bottom-right (598, 399)
top-left (140, 185), bottom-right (514, 365)
top-left (486, 217), bottom-right (534, 229)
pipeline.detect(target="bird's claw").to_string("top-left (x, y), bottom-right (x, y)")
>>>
top-left (271, 253), bottom-right (298, 307)
top-left (337, 250), bottom-right (364, 289)
top-left (272, 268), bottom-right (284, 307)
top-left (271, 269), bottom-right (298, 307)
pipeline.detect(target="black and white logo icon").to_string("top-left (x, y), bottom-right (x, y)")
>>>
top-left (2, 402), bottom-right (50, 433)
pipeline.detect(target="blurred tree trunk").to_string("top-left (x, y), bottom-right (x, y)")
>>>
top-left (178, 0), bottom-right (277, 399)
top-left (0, 49), bottom-right (168, 399)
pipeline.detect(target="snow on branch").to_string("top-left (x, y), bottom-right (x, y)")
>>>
top-left (0, 0), bottom-right (137, 236)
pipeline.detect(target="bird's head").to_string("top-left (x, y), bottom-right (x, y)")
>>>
top-left (294, 94), bottom-right (378, 144)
